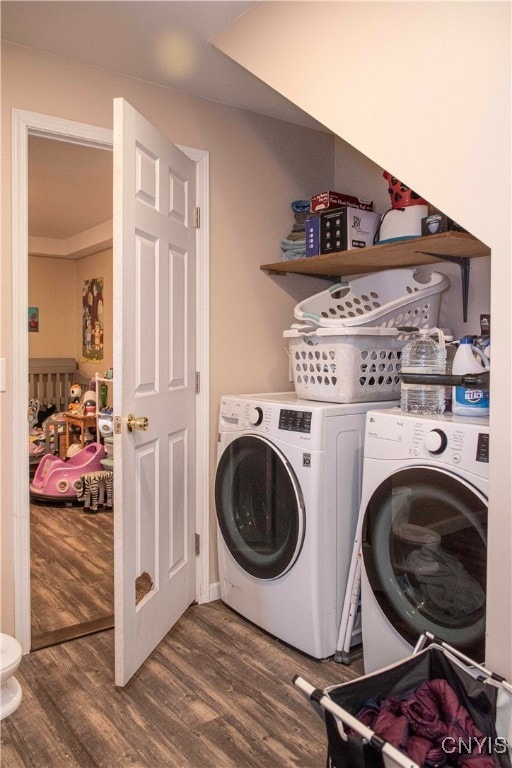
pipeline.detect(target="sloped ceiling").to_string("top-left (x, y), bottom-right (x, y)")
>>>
top-left (212, 1), bottom-right (511, 250)
top-left (1, 1), bottom-right (324, 131)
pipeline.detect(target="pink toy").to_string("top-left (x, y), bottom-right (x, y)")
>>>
top-left (30, 442), bottom-right (106, 502)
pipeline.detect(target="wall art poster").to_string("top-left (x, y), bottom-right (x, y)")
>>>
top-left (28, 307), bottom-right (39, 333)
top-left (82, 277), bottom-right (104, 361)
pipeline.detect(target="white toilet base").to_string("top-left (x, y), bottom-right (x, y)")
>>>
top-left (1, 676), bottom-right (22, 720)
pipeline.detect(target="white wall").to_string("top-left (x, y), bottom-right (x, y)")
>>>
top-left (28, 249), bottom-right (113, 377)
top-left (1, 42), bottom-right (337, 633)
top-left (213, 1), bottom-right (511, 676)
top-left (28, 256), bottom-right (78, 358)
top-left (334, 136), bottom-right (491, 338)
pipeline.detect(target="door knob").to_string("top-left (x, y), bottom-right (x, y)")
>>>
top-left (127, 414), bottom-right (149, 432)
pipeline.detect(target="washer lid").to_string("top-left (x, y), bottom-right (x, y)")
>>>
top-left (215, 435), bottom-right (305, 580)
top-left (362, 466), bottom-right (487, 660)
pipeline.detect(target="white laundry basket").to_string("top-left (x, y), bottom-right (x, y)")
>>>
top-left (284, 326), bottom-right (406, 403)
top-left (294, 269), bottom-right (449, 329)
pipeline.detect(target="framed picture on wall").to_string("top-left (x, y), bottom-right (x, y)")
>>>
top-left (28, 307), bottom-right (39, 333)
top-left (82, 277), bottom-right (104, 361)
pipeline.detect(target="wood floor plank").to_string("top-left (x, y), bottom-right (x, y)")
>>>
top-left (2, 602), bottom-right (364, 768)
top-left (30, 500), bottom-right (113, 639)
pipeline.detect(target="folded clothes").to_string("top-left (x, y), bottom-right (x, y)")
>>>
top-left (284, 231), bottom-right (307, 242)
top-left (280, 237), bottom-right (306, 248)
top-left (292, 211), bottom-right (310, 231)
top-left (280, 236), bottom-right (306, 260)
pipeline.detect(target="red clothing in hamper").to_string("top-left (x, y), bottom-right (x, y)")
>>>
top-left (354, 678), bottom-right (496, 767)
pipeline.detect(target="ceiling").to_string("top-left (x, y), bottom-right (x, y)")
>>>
top-left (29, 137), bottom-right (113, 240)
top-left (1, 1), bottom-right (322, 131)
top-left (3, 1), bottom-right (325, 250)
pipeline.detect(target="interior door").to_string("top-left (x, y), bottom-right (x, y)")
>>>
top-left (113, 98), bottom-right (197, 686)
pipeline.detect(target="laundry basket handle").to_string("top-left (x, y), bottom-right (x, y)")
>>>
top-left (328, 281), bottom-right (349, 294)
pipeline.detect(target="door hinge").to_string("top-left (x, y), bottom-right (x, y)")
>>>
top-left (195, 371), bottom-right (200, 394)
top-left (195, 207), bottom-right (200, 229)
top-left (195, 533), bottom-right (200, 555)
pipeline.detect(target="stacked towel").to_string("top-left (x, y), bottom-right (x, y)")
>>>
top-left (280, 200), bottom-right (310, 261)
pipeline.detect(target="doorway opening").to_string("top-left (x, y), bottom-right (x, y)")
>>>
top-left (28, 134), bottom-right (114, 649)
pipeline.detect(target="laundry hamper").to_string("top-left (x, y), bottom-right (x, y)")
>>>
top-left (294, 634), bottom-right (512, 768)
top-left (293, 269), bottom-right (449, 330)
top-left (284, 326), bottom-right (406, 403)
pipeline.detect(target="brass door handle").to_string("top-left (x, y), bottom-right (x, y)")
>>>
top-left (127, 414), bottom-right (149, 432)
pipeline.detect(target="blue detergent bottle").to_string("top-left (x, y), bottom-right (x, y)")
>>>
top-left (451, 335), bottom-right (490, 416)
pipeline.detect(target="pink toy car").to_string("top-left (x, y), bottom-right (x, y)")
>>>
top-left (30, 442), bottom-right (106, 502)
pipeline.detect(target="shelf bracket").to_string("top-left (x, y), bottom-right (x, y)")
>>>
top-left (418, 252), bottom-right (470, 323)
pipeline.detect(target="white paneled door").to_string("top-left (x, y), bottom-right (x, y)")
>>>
top-left (113, 98), bottom-right (197, 686)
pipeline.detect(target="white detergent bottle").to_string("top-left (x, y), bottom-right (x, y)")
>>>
top-left (451, 335), bottom-right (490, 416)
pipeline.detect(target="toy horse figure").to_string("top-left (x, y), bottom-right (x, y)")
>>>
top-left (77, 470), bottom-right (113, 513)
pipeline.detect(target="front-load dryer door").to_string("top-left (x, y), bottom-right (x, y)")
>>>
top-left (215, 435), bottom-right (305, 580)
top-left (362, 467), bottom-right (487, 660)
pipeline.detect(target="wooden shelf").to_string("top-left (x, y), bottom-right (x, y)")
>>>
top-left (261, 232), bottom-right (490, 278)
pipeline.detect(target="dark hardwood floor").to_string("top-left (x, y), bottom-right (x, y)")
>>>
top-left (30, 500), bottom-right (114, 647)
top-left (19, 495), bottom-right (365, 766)
top-left (1, 601), bottom-right (364, 768)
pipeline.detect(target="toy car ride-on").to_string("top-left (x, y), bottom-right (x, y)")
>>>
top-left (29, 442), bottom-right (106, 502)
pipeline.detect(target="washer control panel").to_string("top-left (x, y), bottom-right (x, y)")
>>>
top-left (218, 396), bottom-right (318, 445)
top-left (365, 409), bottom-right (489, 477)
top-left (278, 408), bottom-right (312, 434)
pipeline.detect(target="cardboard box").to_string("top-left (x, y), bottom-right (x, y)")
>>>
top-left (421, 213), bottom-right (467, 236)
top-left (320, 207), bottom-right (381, 253)
top-left (305, 214), bottom-right (321, 256)
top-left (311, 190), bottom-right (374, 212)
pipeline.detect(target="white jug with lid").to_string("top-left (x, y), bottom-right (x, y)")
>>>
top-left (451, 335), bottom-right (490, 416)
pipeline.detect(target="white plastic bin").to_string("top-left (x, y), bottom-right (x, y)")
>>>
top-left (284, 326), bottom-right (406, 403)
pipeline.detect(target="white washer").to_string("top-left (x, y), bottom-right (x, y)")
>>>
top-left (214, 392), bottom-right (397, 659)
top-left (358, 408), bottom-right (489, 672)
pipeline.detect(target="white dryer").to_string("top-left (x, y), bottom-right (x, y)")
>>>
top-left (358, 408), bottom-right (489, 672)
top-left (214, 393), bottom-right (397, 659)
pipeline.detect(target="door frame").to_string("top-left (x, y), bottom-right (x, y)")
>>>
top-left (12, 108), bottom-right (210, 653)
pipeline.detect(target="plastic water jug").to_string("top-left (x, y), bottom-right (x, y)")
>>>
top-left (400, 327), bottom-right (447, 415)
top-left (452, 336), bottom-right (490, 416)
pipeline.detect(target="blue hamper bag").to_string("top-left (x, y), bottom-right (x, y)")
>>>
top-left (294, 636), bottom-right (512, 768)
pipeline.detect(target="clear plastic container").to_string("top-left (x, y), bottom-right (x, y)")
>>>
top-left (400, 328), bottom-right (447, 415)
